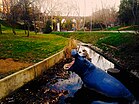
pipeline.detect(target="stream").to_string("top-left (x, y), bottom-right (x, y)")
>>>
top-left (0, 45), bottom-right (139, 104)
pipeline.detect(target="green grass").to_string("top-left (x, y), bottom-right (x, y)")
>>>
top-left (96, 33), bottom-right (134, 47)
top-left (52, 31), bottom-right (134, 46)
top-left (1, 22), bottom-right (138, 67)
top-left (118, 25), bottom-right (139, 31)
top-left (106, 25), bottom-right (139, 31)
top-left (95, 33), bottom-right (136, 55)
top-left (53, 31), bottom-right (138, 63)
top-left (0, 26), bottom-right (68, 63)
top-left (52, 31), bottom-right (111, 44)
top-left (53, 31), bottom-right (136, 50)
top-left (106, 26), bottom-right (122, 31)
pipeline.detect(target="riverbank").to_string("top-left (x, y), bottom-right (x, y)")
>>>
top-left (1, 58), bottom-right (138, 103)
top-left (53, 31), bottom-right (139, 76)
top-left (0, 26), bottom-right (68, 79)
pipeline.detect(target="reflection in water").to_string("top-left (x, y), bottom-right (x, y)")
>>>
top-left (50, 72), bottom-right (83, 104)
top-left (64, 85), bottom-right (129, 104)
top-left (51, 72), bottom-right (82, 97)
top-left (78, 45), bottom-right (114, 71)
top-left (50, 45), bottom-right (119, 103)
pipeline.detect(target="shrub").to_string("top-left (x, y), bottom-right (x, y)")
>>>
top-left (43, 19), bottom-right (52, 34)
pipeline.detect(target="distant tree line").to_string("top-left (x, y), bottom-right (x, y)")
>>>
top-left (1, 0), bottom-right (42, 36)
top-left (0, 0), bottom-right (138, 35)
top-left (118, 0), bottom-right (139, 26)
top-left (0, 0), bottom-right (80, 35)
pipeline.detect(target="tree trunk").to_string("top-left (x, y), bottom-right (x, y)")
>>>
top-left (10, 22), bottom-right (16, 35)
top-left (34, 27), bottom-right (37, 35)
top-left (34, 22), bottom-right (37, 35)
top-left (99, 23), bottom-right (103, 30)
top-left (24, 20), bottom-right (27, 34)
top-left (27, 25), bottom-right (30, 37)
top-left (0, 24), bottom-right (2, 34)
top-left (12, 27), bottom-right (16, 35)
top-left (25, 30), bottom-right (27, 34)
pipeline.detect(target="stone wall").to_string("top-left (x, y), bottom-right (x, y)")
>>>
top-left (0, 50), bottom-right (64, 100)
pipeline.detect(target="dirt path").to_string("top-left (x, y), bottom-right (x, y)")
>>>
top-left (0, 58), bottom-right (32, 78)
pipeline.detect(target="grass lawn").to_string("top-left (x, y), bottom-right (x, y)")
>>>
top-left (0, 23), bottom-right (138, 77)
top-left (105, 26), bottom-right (122, 31)
top-left (106, 25), bottom-right (139, 31)
top-left (53, 31), bottom-right (137, 56)
top-left (52, 31), bottom-right (111, 44)
top-left (0, 25), bottom-right (68, 78)
top-left (52, 31), bottom-right (136, 47)
top-left (0, 25), bottom-right (68, 63)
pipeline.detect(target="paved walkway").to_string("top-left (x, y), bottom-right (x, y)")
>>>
top-left (93, 31), bottom-right (137, 33)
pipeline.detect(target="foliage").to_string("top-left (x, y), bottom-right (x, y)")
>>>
top-left (118, 0), bottom-right (139, 25)
top-left (78, 22), bottom-right (102, 31)
top-left (43, 19), bottom-right (52, 34)
top-left (0, 24), bottom-right (2, 34)
top-left (63, 19), bottom-right (72, 31)
top-left (92, 8), bottom-right (118, 28)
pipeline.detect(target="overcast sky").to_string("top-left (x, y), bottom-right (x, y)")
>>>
top-left (77, 0), bottom-right (120, 16)
top-left (0, 0), bottom-right (120, 16)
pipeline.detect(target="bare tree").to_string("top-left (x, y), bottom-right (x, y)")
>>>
top-left (59, 0), bottom-right (81, 31)
top-left (34, 0), bottom-right (63, 32)
top-left (33, 0), bottom-right (80, 31)
top-left (0, 3), bottom-right (2, 34)
top-left (131, 0), bottom-right (139, 34)
top-left (2, 0), bottom-right (19, 35)
top-left (30, 2), bottom-right (41, 34)
top-left (18, 0), bottom-right (35, 36)
top-left (33, 0), bottom-right (45, 32)
top-left (92, 7), bottom-right (118, 30)
top-left (9, 0), bottom-right (19, 35)
top-left (2, 0), bottom-right (10, 19)
top-left (72, 0), bottom-right (81, 30)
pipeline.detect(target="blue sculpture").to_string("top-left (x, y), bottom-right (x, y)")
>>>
top-left (66, 49), bottom-right (135, 102)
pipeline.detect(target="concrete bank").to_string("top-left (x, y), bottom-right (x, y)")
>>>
top-left (81, 43), bottom-right (139, 78)
top-left (0, 50), bottom-right (64, 100)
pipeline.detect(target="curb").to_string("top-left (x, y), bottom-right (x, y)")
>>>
top-left (0, 50), bottom-right (64, 100)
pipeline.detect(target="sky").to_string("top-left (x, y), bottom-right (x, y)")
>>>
top-left (76, 0), bottom-right (120, 16)
top-left (0, 0), bottom-right (121, 16)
